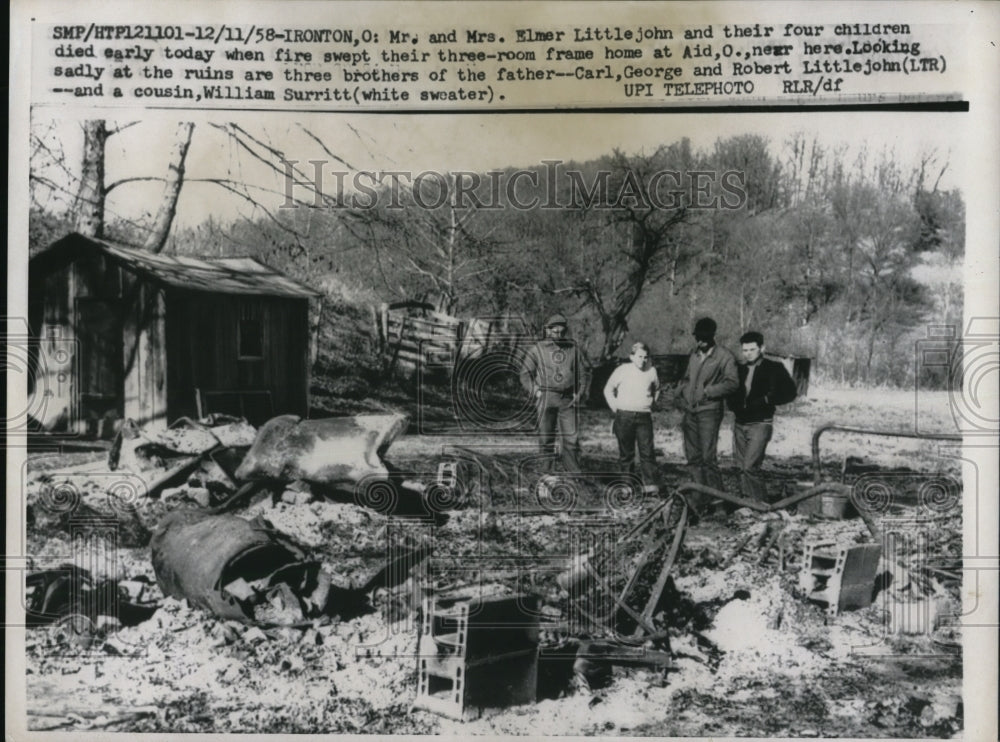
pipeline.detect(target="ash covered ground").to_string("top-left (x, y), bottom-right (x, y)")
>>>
top-left (16, 388), bottom-right (965, 737)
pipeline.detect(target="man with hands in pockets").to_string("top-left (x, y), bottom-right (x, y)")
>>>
top-left (604, 341), bottom-right (661, 495)
top-left (727, 330), bottom-right (797, 503)
top-left (674, 317), bottom-right (739, 502)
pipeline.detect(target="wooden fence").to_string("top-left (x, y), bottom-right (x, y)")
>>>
top-left (378, 303), bottom-right (536, 377)
top-left (379, 303), bottom-right (462, 374)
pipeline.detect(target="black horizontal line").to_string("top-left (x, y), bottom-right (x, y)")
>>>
top-left (139, 100), bottom-right (969, 115)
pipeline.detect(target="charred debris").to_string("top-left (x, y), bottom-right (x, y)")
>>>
top-left (25, 412), bottom-right (961, 719)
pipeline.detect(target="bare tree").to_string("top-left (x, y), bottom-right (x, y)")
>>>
top-left (33, 119), bottom-right (188, 248)
top-left (72, 120), bottom-right (108, 237)
top-left (482, 141), bottom-right (710, 362)
top-left (143, 122), bottom-right (195, 253)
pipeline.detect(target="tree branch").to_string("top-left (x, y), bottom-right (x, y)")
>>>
top-left (104, 176), bottom-right (165, 194)
top-left (299, 126), bottom-right (359, 173)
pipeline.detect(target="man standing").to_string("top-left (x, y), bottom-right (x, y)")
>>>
top-left (727, 331), bottom-right (798, 502)
top-left (604, 341), bottom-right (661, 494)
top-left (520, 313), bottom-right (587, 475)
top-left (675, 317), bottom-right (739, 496)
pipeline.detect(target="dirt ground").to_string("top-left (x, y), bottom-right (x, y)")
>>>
top-left (17, 387), bottom-right (965, 737)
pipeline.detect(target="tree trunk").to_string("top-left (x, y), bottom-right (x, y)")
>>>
top-left (864, 325), bottom-right (877, 384)
top-left (144, 122), bottom-right (195, 253)
top-left (801, 230), bottom-right (813, 327)
top-left (73, 120), bottom-right (107, 238)
top-left (445, 203), bottom-right (457, 313)
top-left (598, 233), bottom-right (656, 363)
top-left (845, 239), bottom-right (856, 322)
top-left (601, 322), bottom-right (628, 362)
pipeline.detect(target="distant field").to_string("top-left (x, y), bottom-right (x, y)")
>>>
top-left (394, 387), bottom-right (964, 473)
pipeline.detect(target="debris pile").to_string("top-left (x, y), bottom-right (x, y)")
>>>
top-left (21, 414), bottom-right (964, 735)
top-left (109, 415), bottom-right (257, 502)
top-left (25, 565), bottom-right (158, 630)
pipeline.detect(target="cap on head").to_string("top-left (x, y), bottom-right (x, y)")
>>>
top-left (545, 313), bottom-right (568, 328)
top-left (693, 317), bottom-right (717, 339)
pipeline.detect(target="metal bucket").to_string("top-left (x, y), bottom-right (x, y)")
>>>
top-left (798, 486), bottom-right (850, 519)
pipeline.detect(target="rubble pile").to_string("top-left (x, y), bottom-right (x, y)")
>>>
top-left (21, 411), bottom-right (964, 735)
top-left (26, 596), bottom-right (426, 733)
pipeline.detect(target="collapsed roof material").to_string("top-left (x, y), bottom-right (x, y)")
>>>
top-left (235, 414), bottom-right (409, 485)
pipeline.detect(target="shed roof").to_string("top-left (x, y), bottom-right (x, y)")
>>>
top-left (32, 233), bottom-right (319, 298)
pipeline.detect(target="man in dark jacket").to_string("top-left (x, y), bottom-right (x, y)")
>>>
top-left (727, 331), bottom-right (798, 502)
top-left (519, 313), bottom-right (587, 474)
top-left (674, 317), bottom-right (739, 496)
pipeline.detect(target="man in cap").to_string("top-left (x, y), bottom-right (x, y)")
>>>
top-left (674, 317), bottom-right (739, 500)
top-left (727, 331), bottom-right (797, 503)
top-left (520, 313), bottom-right (587, 475)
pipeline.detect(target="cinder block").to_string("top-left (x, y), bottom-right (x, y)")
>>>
top-left (799, 541), bottom-right (883, 616)
top-left (414, 593), bottom-right (540, 720)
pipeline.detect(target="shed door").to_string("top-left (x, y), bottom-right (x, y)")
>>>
top-left (76, 298), bottom-right (123, 432)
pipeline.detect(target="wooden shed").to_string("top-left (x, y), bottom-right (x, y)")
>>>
top-left (29, 233), bottom-right (318, 434)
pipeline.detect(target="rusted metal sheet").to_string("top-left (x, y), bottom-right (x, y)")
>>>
top-left (234, 413), bottom-right (408, 485)
top-left (33, 235), bottom-right (319, 298)
top-left (108, 416), bottom-right (252, 471)
top-left (150, 508), bottom-right (431, 624)
top-left (150, 509), bottom-right (332, 624)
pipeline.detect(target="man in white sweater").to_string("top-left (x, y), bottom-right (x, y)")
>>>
top-left (604, 342), bottom-right (661, 494)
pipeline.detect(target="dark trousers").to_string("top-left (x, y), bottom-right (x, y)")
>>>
top-left (733, 421), bottom-right (773, 502)
top-left (613, 411), bottom-right (658, 487)
top-left (537, 392), bottom-right (581, 474)
top-left (682, 408), bottom-right (724, 492)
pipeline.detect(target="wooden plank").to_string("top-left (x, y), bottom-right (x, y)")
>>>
top-left (385, 309), bottom-right (452, 322)
top-left (389, 327), bottom-right (458, 344)
top-left (428, 310), bottom-right (462, 325)
top-left (383, 314), bottom-right (407, 377)
top-left (394, 339), bottom-right (420, 354)
top-left (387, 312), bottom-right (458, 329)
top-left (386, 321), bottom-right (459, 339)
top-left (396, 336), bottom-right (457, 350)
top-left (123, 283), bottom-right (168, 430)
top-left (395, 348), bottom-right (424, 363)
